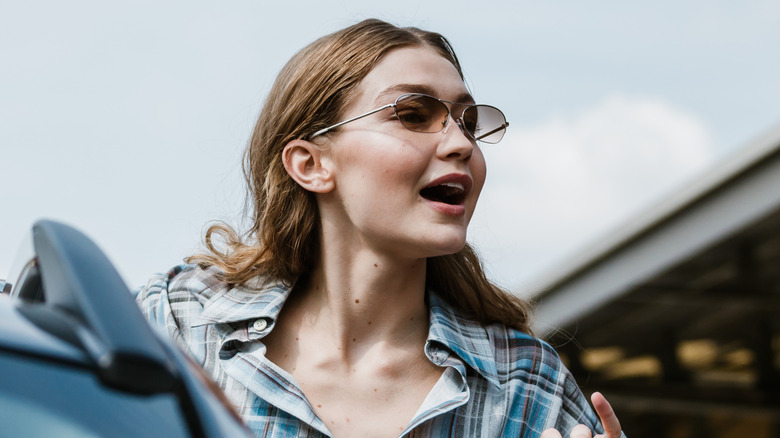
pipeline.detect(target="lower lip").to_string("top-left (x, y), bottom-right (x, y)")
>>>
top-left (424, 199), bottom-right (466, 216)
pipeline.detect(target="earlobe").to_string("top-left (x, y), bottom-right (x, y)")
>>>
top-left (282, 139), bottom-right (334, 193)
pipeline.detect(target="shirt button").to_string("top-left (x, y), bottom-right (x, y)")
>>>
top-left (252, 318), bottom-right (268, 331)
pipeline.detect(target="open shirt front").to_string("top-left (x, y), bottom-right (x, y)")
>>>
top-left (136, 264), bottom-right (614, 437)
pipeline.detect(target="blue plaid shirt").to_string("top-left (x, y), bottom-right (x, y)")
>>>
top-left (136, 264), bottom-right (613, 437)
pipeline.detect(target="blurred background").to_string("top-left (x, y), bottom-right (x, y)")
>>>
top-left (2, 1), bottom-right (779, 436)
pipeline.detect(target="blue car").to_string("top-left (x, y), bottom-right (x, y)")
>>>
top-left (0, 220), bottom-right (252, 437)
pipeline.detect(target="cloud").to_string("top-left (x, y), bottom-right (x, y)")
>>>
top-left (469, 94), bottom-right (716, 292)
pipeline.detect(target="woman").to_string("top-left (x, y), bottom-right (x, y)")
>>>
top-left (137, 19), bottom-right (623, 438)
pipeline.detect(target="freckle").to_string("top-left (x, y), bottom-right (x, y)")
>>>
top-left (373, 263), bottom-right (378, 267)
top-left (352, 338), bottom-right (356, 342)
top-left (346, 418), bottom-right (350, 423)
top-left (331, 421), bottom-right (335, 424)
top-left (355, 299), bottom-right (359, 303)
top-left (368, 321), bottom-right (372, 325)
top-left (374, 388), bottom-right (377, 392)
top-left (410, 317), bottom-right (414, 321)
top-left (296, 337), bottom-right (299, 341)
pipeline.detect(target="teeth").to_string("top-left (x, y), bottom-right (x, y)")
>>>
top-left (440, 182), bottom-right (464, 192)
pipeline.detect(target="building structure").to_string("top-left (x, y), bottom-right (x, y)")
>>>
top-left (530, 124), bottom-right (780, 438)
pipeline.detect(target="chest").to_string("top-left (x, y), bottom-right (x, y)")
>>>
top-left (192, 332), bottom-right (555, 438)
top-left (184, 325), bottom-right (561, 437)
top-left (222, 359), bottom-right (521, 437)
top-left (289, 361), bottom-right (442, 438)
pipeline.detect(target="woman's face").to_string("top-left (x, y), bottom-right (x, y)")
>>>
top-left (320, 46), bottom-right (487, 260)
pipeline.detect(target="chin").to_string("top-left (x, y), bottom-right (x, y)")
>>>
top-left (426, 236), bottom-right (468, 258)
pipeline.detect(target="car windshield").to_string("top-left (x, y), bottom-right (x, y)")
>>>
top-left (2, 232), bottom-right (34, 296)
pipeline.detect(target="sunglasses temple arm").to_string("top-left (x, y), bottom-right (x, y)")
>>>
top-left (309, 103), bottom-right (395, 139)
top-left (474, 122), bottom-right (509, 141)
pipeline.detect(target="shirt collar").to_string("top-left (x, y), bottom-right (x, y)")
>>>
top-left (189, 269), bottom-right (501, 388)
top-left (426, 292), bottom-right (500, 388)
top-left (191, 272), bottom-right (293, 327)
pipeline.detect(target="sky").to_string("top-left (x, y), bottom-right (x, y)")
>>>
top-left (2, 0), bottom-right (780, 293)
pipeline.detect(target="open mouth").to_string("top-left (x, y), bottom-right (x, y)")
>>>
top-left (420, 181), bottom-right (468, 206)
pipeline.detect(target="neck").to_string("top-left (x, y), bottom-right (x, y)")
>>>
top-left (290, 247), bottom-right (429, 354)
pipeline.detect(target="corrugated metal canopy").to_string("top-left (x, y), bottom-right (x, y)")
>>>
top-left (529, 124), bottom-right (780, 437)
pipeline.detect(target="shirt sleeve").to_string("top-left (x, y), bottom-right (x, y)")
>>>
top-left (552, 363), bottom-right (603, 432)
top-left (546, 343), bottom-right (628, 438)
top-left (501, 330), bottom-right (627, 437)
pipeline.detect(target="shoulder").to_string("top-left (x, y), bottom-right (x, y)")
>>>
top-left (135, 264), bottom-right (226, 330)
top-left (136, 263), bottom-right (223, 303)
top-left (485, 324), bottom-right (604, 432)
top-left (429, 295), bottom-right (603, 432)
top-left (428, 293), bottom-right (565, 385)
top-left (486, 324), bottom-right (562, 367)
top-left (482, 322), bottom-right (569, 385)
top-left (136, 263), bottom-right (293, 331)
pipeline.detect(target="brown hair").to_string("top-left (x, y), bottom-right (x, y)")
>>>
top-left (188, 19), bottom-right (533, 334)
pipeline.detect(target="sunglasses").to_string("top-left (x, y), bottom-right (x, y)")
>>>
top-left (308, 93), bottom-right (509, 144)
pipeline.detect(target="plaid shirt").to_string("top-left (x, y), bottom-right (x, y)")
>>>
top-left (136, 264), bottom-right (613, 437)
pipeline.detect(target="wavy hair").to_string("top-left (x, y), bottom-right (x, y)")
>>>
top-left (188, 19), bottom-right (533, 334)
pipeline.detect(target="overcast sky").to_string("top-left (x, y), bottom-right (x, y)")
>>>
top-left (2, 1), bottom-right (779, 293)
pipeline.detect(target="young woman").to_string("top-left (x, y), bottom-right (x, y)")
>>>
top-left (137, 19), bottom-right (623, 438)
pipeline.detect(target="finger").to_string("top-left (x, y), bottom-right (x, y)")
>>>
top-left (540, 428), bottom-right (563, 438)
top-left (570, 424), bottom-right (592, 438)
top-left (591, 392), bottom-right (621, 437)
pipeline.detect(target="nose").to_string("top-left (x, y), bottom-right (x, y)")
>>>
top-left (437, 115), bottom-right (474, 161)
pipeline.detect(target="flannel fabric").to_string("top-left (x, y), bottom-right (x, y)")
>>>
top-left (136, 264), bottom-right (615, 437)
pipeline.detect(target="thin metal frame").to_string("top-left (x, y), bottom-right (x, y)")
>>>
top-left (308, 93), bottom-right (508, 143)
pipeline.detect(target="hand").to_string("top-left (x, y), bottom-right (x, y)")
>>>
top-left (540, 392), bottom-right (622, 438)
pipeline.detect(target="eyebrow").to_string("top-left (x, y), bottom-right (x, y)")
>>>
top-left (375, 84), bottom-right (475, 106)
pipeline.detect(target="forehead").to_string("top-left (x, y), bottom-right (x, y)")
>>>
top-left (355, 46), bottom-right (472, 107)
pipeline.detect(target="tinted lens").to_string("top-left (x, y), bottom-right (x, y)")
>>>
top-left (462, 105), bottom-right (507, 144)
top-left (394, 94), bottom-right (449, 133)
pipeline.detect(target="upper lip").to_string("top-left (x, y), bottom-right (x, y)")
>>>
top-left (421, 173), bottom-right (473, 197)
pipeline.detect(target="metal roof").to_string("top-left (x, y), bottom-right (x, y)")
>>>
top-left (531, 122), bottom-right (780, 335)
top-left (528, 122), bottom-right (780, 436)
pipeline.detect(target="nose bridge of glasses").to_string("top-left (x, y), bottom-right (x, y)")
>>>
top-left (435, 103), bottom-right (463, 135)
top-left (449, 101), bottom-right (473, 122)
top-left (450, 102), bottom-right (479, 139)
top-left (450, 117), bottom-right (477, 143)
top-left (441, 104), bottom-right (477, 142)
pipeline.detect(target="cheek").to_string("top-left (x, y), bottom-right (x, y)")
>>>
top-left (384, 151), bottom-right (426, 184)
top-left (470, 148), bottom-right (488, 200)
top-left (336, 140), bottom-right (426, 202)
top-left (358, 142), bottom-right (427, 188)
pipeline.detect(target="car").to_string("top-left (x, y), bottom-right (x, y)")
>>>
top-left (0, 219), bottom-right (252, 437)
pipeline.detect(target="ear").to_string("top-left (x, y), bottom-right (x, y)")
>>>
top-left (282, 139), bottom-right (335, 193)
